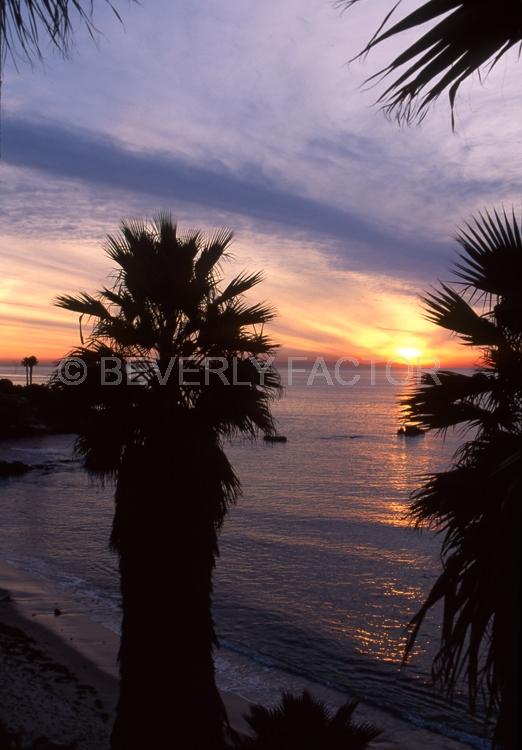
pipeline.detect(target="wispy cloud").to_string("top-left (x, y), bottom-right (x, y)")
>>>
top-left (2, 0), bottom-right (520, 364)
top-left (2, 115), bottom-right (454, 278)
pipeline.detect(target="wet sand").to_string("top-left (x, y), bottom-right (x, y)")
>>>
top-left (0, 559), bottom-right (475, 749)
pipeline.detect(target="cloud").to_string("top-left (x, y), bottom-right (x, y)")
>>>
top-left (2, 0), bottom-right (519, 365)
top-left (2, 114), bottom-right (455, 279)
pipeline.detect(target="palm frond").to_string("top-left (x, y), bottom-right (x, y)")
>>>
top-left (226, 299), bottom-right (276, 326)
top-left (214, 270), bottom-right (265, 306)
top-left (55, 292), bottom-right (113, 320)
top-left (402, 370), bottom-right (502, 432)
top-left (152, 211), bottom-right (177, 244)
top-left (0, 1), bottom-right (126, 71)
top-left (194, 229), bottom-right (233, 281)
top-left (344, 0), bottom-right (522, 124)
top-left (240, 690), bottom-right (380, 749)
top-left (402, 205), bottom-right (522, 747)
top-left (454, 209), bottom-right (522, 298)
top-left (405, 438), bottom-right (522, 727)
top-left (423, 283), bottom-right (502, 346)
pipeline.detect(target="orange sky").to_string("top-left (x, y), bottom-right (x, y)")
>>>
top-left (1, 0), bottom-right (516, 374)
top-left (0, 229), bottom-right (474, 369)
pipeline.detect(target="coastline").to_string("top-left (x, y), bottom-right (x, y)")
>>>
top-left (0, 558), bottom-right (251, 747)
top-left (0, 558), bottom-right (116, 748)
top-left (0, 559), bottom-right (478, 749)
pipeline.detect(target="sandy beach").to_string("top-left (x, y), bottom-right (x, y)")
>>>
top-left (0, 559), bottom-right (478, 749)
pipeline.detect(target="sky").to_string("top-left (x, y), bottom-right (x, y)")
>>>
top-left (1, 0), bottom-right (521, 367)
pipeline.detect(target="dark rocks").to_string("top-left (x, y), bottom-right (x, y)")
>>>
top-left (0, 460), bottom-right (32, 477)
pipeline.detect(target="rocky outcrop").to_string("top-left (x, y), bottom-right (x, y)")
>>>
top-left (0, 461), bottom-right (32, 478)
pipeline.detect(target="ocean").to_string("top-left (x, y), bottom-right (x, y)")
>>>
top-left (0, 365), bottom-right (51, 386)
top-left (0, 365), bottom-right (488, 747)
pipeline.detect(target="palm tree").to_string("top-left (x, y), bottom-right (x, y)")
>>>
top-left (55, 214), bottom-right (280, 750)
top-left (238, 691), bottom-right (380, 749)
top-left (401, 209), bottom-right (522, 749)
top-left (343, 0), bottom-right (522, 124)
top-left (21, 356), bottom-right (30, 386)
top-left (21, 355), bottom-right (38, 385)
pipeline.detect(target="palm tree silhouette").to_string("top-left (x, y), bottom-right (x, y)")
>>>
top-left (344, 0), bottom-right (522, 124)
top-left (55, 214), bottom-right (280, 750)
top-left (402, 209), bottom-right (522, 748)
top-left (239, 691), bottom-right (380, 749)
top-left (21, 355), bottom-right (38, 386)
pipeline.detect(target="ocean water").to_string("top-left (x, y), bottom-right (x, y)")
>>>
top-left (0, 368), bottom-right (488, 747)
top-left (0, 365), bottom-right (54, 386)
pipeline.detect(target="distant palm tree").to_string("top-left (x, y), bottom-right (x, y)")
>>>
top-left (238, 690), bottom-right (380, 749)
top-left (402, 209), bottom-right (522, 748)
top-left (55, 214), bottom-right (280, 750)
top-left (20, 357), bottom-right (30, 386)
top-left (21, 355), bottom-right (38, 385)
top-left (343, 0), bottom-right (522, 124)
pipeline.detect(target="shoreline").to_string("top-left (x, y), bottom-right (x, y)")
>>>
top-left (0, 558), bottom-right (251, 747)
top-left (0, 559), bottom-right (116, 748)
top-left (0, 558), bottom-right (480, 749)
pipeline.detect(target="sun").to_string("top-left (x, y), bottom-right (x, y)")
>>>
top-left (396, 346), bottom-right (422, 362)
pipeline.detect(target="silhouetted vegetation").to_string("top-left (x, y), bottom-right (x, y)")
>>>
top-left (55, 214), bottom-right (280, 750)
top-left (402, 209), bottom-right (522, 749)
top-left (21, 356), bottom-right (38, 386)
top-left (237, 691), bottom-right (380, 749)
top-left (344, 0), bottom-right (522, 124)
top-left (0, 380), bottom-right (81, 439)
top-left (0, 1), bottom-right (126, 75)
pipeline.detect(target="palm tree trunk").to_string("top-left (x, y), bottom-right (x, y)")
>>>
top-left (494, 494), bottom-right (521, 750)
top-left (109, 450), bottom-right (228, 750)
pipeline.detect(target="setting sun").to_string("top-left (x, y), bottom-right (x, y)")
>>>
top-left (396, 346), bottom-right (422, 362)
top-left (1, 0), bottom-right (516, 744)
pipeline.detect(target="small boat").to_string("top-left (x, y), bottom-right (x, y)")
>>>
top-left (263, 434), bottom-right (288, 443)
top-left (397, 424), bottom-right (425, 437)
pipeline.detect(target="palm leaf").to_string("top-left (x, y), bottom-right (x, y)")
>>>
top-left (402, 370), bottom-right (502, 432)
top-left (344, 0), bottom-right (522, 123)
top-left (454, 210), bottom-right (522, 298)
top-left (240, 690), bottom-right (380, 748)
top-left (214, 270), bottom-right (265, 305)
top-left (194, 228), bottom-right (234, 281)
top-left (401, 205), bottom-right (522, 747)
top-left (55, 292), bottom-right (112, 320)
top-left (423, 283), bottom-right (502, 345)
top-left (0, 1), bottom-right (126, 72)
